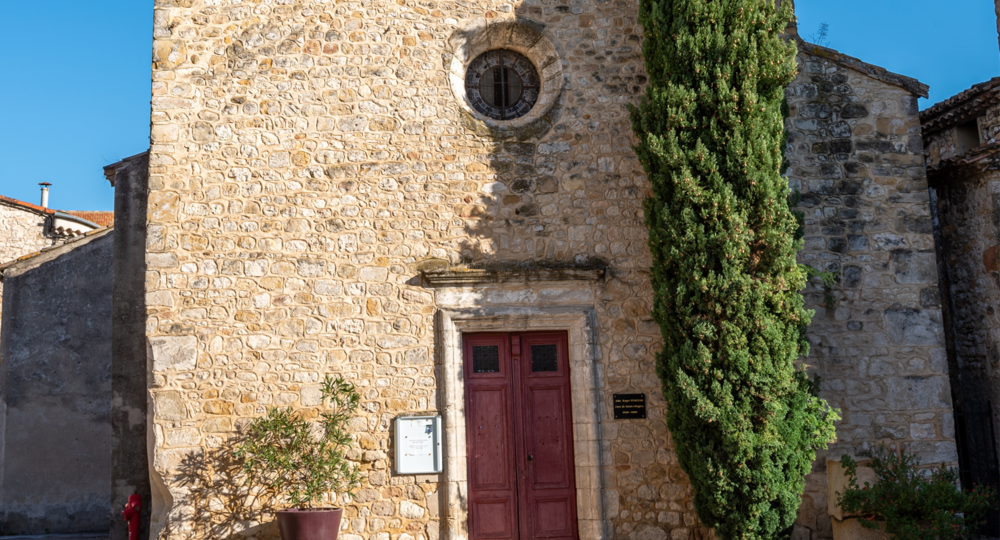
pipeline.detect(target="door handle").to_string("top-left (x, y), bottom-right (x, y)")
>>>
top-left (527, 454), bottom-right (533, 461)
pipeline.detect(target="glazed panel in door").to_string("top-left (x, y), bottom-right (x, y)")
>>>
top-left (463, 334), bottom-right (518, 540)
top-left (518, 333), bottom-right (578, 540)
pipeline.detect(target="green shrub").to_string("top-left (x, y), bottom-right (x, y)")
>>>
top-left (627, 1), bottom-right (839, 538)
top-left (838, 445), bottom-right (996, 540)
top-left (234, 376), bottom-right (362, 509)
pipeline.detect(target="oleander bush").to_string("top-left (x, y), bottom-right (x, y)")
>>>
top-left (234, 375), bottom-right (362, 509)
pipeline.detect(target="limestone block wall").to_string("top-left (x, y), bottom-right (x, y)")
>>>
top-left (933, 169), bottom-right (999, 389)
top-left (922, 77), bottom-right (1000, 491)
top-left (145, 1), bottom-right (690, 540)
top-left (110, 153), bottom-right (152, 540)
top-left (0, 202), bottom-right (57, 323)
top-left (784, 47), bottom-right (957, 540)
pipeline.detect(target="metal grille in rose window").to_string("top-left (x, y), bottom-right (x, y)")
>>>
top-left (465, 49), bottom-right (540, 121)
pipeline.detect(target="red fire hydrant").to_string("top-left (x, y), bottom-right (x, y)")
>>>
top-left (122, 494), bottom-right (141, 540)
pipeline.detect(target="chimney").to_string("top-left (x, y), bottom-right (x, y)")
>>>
top-left (39, 182), bottom-right (51, 208)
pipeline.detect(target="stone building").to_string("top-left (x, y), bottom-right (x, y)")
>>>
top-left (783, 38), bottom-right (958, 540)
top-left (922, 77), bottom-right (1000, 496)
top-left (0, 193), bottom-right (111, 321)
top-left (0, 228), bottom-right (114, 535)
top-left (109, 2), bottom-right (959, 540)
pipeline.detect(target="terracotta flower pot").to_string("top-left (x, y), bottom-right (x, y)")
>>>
top-left (276, 508), bottom-right (344, 540)
top-left (831, 517), bottom-right (893, 540)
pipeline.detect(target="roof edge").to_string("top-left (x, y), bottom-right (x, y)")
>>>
top-left (920, 78), bottom-right (1000, 136)
top-left (0, 195), bottom-right (56, 217)
top-left (54, 211), bottom-right (101, 229)
top-left (104, 150), bottom-right (150, 187)
top-left (63, 211), bottom-right (114, 228)
top-left (796, 39), bottom-right (929, 99)
top-left (0, 227), bottom-right (114, 281)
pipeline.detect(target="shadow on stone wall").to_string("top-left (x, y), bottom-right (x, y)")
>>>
top-left (168, 447), bottom-right (280, 540)
top-left (438, 12), bottom-right (710, 540)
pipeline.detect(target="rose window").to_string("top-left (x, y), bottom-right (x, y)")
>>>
top-left (464, 49), bottom-right (540, 121)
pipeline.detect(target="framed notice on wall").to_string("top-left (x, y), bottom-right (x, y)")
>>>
top-left (394, 415), bottom-right (443, 474)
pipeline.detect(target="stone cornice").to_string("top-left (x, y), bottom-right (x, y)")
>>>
top-left (422, 266), bottom-right (606, 286)
top-left (103, 150), bottom-right (150, 187)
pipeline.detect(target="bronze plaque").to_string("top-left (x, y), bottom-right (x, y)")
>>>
top-left (613, 393), bottom-right (646, 420)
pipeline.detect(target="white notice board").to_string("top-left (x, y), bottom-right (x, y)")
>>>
top-left (394, 415), bottom-right (443, 474)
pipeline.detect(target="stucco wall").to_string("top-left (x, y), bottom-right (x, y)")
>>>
top-left (0, 230), bottom-right (114, 534)
top-left (785, 48), bottom-right (957, 540)
top-left (110, 153), bottom-right (152, 540)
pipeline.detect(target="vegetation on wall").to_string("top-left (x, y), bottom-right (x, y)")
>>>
top-left (627, 1), bottom-right (839, 539)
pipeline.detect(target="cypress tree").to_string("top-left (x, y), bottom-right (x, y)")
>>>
top-left (628, 2), bottom-right (838, 540)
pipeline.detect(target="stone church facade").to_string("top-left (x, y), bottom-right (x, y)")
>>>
top-left (130, 1), bottom-right (956, 540)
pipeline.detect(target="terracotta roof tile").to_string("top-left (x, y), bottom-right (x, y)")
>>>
top-left (0, 195), bottom-right (56, 216)
top-left (920, 77), bottom-right (1000, 135)
top-left (64, 211), bottom-right (114, 228)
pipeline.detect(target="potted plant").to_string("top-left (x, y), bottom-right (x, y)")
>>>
top-left (235, 376), bottom-right (362, 540)
top-left (835, 444), bottom-right (996, 540)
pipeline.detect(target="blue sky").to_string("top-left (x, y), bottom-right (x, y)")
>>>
top-left (0, 1), bottom-right (996, 212)
top-left (796, 1), bottom-right (999, 105)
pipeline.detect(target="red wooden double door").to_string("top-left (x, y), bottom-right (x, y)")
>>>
top-left (463, 332), bottom-right (579, 540)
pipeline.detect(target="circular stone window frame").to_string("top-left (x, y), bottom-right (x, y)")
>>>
top-left (448, 19), bottom-right (565, 132)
